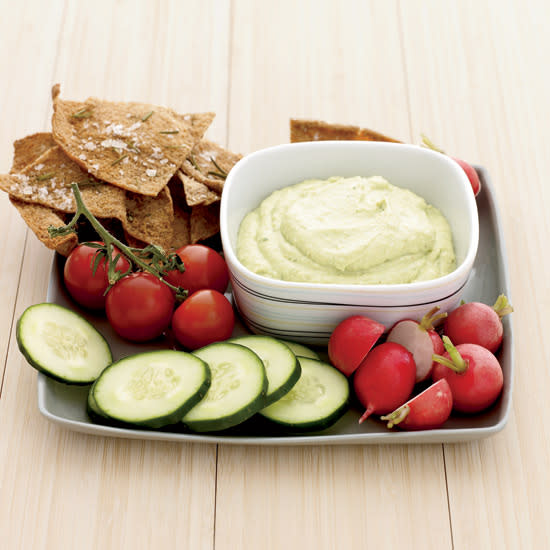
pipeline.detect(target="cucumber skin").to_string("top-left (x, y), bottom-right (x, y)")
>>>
top-left (228, 336), bottom-right (302, 408)
top-left (260, 398), bottom-right (349, 433)
top-left (183, 343), bottom-right (269, 433)
top-left (262, 359), bottom-right (301, 408)
top-left (182, 386), bottom-right (267, 433)
top-left (16, 303), bottom-right (112, 385)
top-left (260, 357), bottom-right (351, 432)
top-left (92, 353), bottom-right (212, 429)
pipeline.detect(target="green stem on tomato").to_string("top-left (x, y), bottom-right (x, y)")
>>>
top-left (48, 184), bottom-right (188, 300)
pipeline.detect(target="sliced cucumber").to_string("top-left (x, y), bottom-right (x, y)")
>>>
top-left (92, 350), bottom-right (211, 428)
top-left (87, 380), bottom-right (112, 423)
top-left (279, 340), bottom-right (320, 360)
top-left (229, 335), bottom-right (300, 406)
top-left (183, 342), bottom-right (267, 432)
top-left (16, 303), bottom-right (112, 384)
top-left (260, 357), bottom-right (349, 431)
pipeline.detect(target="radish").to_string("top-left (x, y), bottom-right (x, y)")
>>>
top-left (386, 306), bottom-right (446, 383)
top-left (381, 379), bottom-right (453, 431)
top-left (444, 295), bottom-right (513, 353)
top-left (328, 315), bottom-right (385, 376)
top-left (421, 134), bottom-right (481, 196)
top-left (353, 342), bottom-right (416, 423)
top-left (432, 336), bottom-right (503, 414)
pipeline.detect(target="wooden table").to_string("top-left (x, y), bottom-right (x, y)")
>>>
top-left (0, 1), bottom-right (546, 548)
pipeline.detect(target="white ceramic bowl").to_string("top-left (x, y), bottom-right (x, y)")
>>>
top-left (220, 141), bottom-right (479, 345)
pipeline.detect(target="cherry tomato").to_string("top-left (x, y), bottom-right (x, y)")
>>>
top-left (105, 272), bottom-right (175, 342)
top-left (63, 242), bottom-right (131, 310)
top-left (172, 289), bottom-right (235, 350)
top-left (164, 244), bottom-right (229, 295)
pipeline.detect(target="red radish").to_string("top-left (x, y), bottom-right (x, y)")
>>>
top-left (453, 157), bottom-right (481, 196)
top-left (386, 306), bottom-right (447, 383)
top-left (421, 134), bottom-right (481, 196)
top-left (328, 315), bottom-right (385, 376)
top-left (381, 379), bottom-right (453, 431)
top-left (353, 342), bottom-right (416, 423)
top-left (444, 295), bottom-right (513, 353)
top-left (432, 336), bottom-right (503, 414)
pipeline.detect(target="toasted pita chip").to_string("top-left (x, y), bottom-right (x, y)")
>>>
top-left (9, 196), bottom-right (77, 256)
top-left (173, 111), bottom-right (216, 144)
top-left (11, 133), bottom-right (56, 173)
top-left (180, 140), bottom-right (242, 194)
top-left (123, 229), bottom-right (148, 249)
top-left (290, 119), bottom-right (402, 144)
top-left (124, 186), bottom-right (174, 251)
top-left (190, 203), bottom-right (220, 243)
top-left (51, 86), bottom-right (213, 196)
top-left (177, 171), bottom-right (219, 207)
top-left (1, 146), bottom-right (127, 223)
top-left (171, 203), bottom-right (191, 249)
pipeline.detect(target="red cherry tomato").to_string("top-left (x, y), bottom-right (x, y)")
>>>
top-left (164, 244), bottom-right (229, 295)
top-left (172, 289), bottom-right (235, 350)
top-left (105, 272), bottom-right (175, 342)
top-left (63, 242), bottom-right (131, 310)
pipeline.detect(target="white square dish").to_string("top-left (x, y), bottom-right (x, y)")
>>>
top-left (220, 141), bottom-right (479, 343)
top-left (37, 166), bottom-right (512, 445)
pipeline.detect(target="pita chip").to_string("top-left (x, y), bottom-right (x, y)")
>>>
top-left (51, 85), bottom-right (214, 196)
top-left (180, 139), bottom-right (242, 194)
top-left (290, 118), bottom-right (402, 143)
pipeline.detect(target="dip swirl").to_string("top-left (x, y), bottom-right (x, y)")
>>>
top-left (236, 176), bottom-right (456, 284)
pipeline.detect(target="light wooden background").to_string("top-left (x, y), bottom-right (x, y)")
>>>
top-left (0, 1), bottom-right (547, 549)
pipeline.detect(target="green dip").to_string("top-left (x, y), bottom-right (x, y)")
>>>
top-left (236, 176), bottom-right (456, 285)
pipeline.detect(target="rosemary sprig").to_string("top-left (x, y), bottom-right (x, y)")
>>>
top-left (210, 157), bottom-right (228, 178)
top-left (126, 140), bottom-right (140, 153)
top-left (36, 172), bottom-right (56, 181)
top-left (111, 153), bottom-right (128, 166)
top-left (71, 108), bottom-right (93, 119)
top-left (48, 184), bottom-right (187, 299)
top-left (142, 110), bottom-right (154, 122)
top-left (159, 130), bottom-right (179, 135)
top-left (75, 177), bottom-right (99, 188)
top-left (207, 171), bottom-right (227, 180)
top-left (187, 153), bottom-right (200, 171)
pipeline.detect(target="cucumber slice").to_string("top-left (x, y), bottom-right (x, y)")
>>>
top-left (279, 340), bottom-right (320, 360)
top-left (229, 335), bottom-right (300, 406)
top-left (87, 378), bottom-right (113, 423)
top-left (87, 380), bottom-right (103, 418)
top-left (183, 342), bottom-right (267, 432)
top-left (92, 350), bottom-right (211, 428)
top-left (260, 357), bottom-right (349, 431)
top-left (16, 303), bottom-right (112, 384)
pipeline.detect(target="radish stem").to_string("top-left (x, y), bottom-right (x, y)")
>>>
top-left (432, 336), bottom-right (468, 374)
top-left (420, 134), bottom-right (445, 154)
top-left (493, 294), bottom-right (514, 318)
top-left (419, 306), bottom-right (447, 331)
top-left (381, 405), bottom-right (410, 429)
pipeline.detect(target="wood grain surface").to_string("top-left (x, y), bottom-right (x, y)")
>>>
top-left (0, 1), bottom-right (546, 549)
